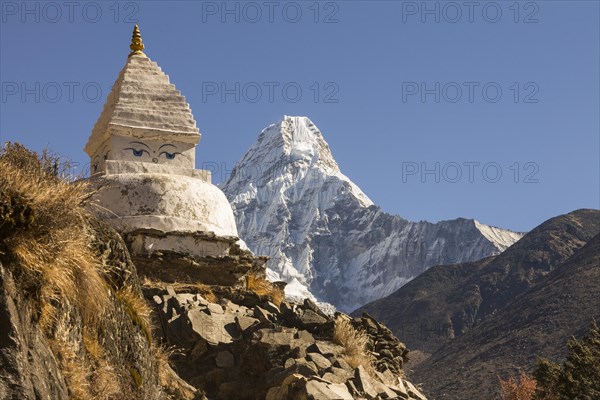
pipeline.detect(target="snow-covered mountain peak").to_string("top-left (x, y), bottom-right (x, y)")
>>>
top-left (279, 115), bottom-right (338, 171)
top-left (225, 116), bottom-right (373, 209)
top-left (222, 117), bottom-right (524, 311)
top-left (230, 116), bottom-right (337, 176)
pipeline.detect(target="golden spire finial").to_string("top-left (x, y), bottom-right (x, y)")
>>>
top-left (129, 24), bottom-right (145, 56)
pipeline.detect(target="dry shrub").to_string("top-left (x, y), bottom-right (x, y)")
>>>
top-left (333, 316), bottom-right (376, 374)
top-left (0, 143), bottom-right (114, 398)
top-left (195, 283), bottom-right (218, 303)
top-left (246, 272), bottom-right (284, 306)
top-left (0, 143), bottom-right (107, 331)
top-left (498, 372), bottom-right (537, 400)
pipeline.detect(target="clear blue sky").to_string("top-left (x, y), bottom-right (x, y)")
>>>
top-left (1, 1), bottom-right (598, 232)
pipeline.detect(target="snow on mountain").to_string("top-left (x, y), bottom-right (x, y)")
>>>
top-left (221, 116), bottom-right (523, 311)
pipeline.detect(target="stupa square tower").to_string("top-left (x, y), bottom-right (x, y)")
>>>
top-left (86, 26), bottom-right (265, 285)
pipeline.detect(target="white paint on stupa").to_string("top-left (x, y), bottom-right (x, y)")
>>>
top-left (86, 26), bottom-right (240, 258)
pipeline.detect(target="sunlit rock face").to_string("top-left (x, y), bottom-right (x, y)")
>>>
top-left (85, 51), bottom-right (240, 262)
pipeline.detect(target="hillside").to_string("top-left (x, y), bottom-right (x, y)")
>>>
top-left (0, 144), bottom-right (172, 399)
top-left (354, 209), bottom-right (600, 356)
top-left (412, 232), bottom-right (600, 399)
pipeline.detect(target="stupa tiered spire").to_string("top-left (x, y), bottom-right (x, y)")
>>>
top-left (84, 25), bottom-right (200, 159)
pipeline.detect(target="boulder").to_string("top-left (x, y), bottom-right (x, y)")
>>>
top-left (187, 308), bottom-right (237, 345)
top-left (321, 372), bottom-right (346, 384)
top-left (254, 306), bottom-right (273, 323)
top-left (284, 358), bottom-right (296, 368)
top-left (299, 309), bottom-right (328, 331)
top-left (354, 365), bottom-right (378, 399)
top-left (207, 302), bottom-right (224, 315)
top-left (296, 330), bottom-right (315, 344)
top-left (256, 328), bottom-right (295, 350)
top-left (333, 358), bottom-right (352, 371)
top-left (326, 382), bottom-right (355, 400)
top-left (235, 315), bottom-right (259, 333)
top-left (307, 341), bottom-right (344, 357)
top-left (266, 374), bottom-right (306, 400)
top-left (330, 367), bottom-right (352, 382)
top-left (303, 298), bottom-right (327, 319)
top-left (404, 380), bottom-right (427, 400)
top-left (273, 362), bottom-right (319, 383)
top-left (262, 301), bottom-right (280, 315)
top-left (307, 352), bottom-right (332, 371)
top-left (215, 351), bottom-right (235, 368)
top-left (304, 379), bottom-right (353, 400)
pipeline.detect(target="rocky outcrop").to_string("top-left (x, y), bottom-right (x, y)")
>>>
top-left (0, 219), bottom-right (167, 400)
top-left (0, 264), bottom-right (69, 399)
top-left (149, 284), bottom-right (427, 400)
top-left (0, 144), bottom-right (188, 399)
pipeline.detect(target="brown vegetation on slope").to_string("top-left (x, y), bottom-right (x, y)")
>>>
top-left (0, 143), bottom-right (182, 399)
top-left (333, 315), bottom-right (376, 374)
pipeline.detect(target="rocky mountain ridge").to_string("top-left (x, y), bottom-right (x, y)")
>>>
top-left (222, 116), bottom-right (523, 311)
top-left (355, 209), bottom-right (600, 355)
top-left (355, 209), bottom-right (600, 399)
top-left (411, 231), bottom-right (600, 399)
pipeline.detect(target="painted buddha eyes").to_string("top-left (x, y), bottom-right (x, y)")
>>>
top-left (124, 147), bottom-right (150, 157)
top-left (124, 141), bottom-right (181, 161)
top-left (159, 151), bottom-right (180, 160)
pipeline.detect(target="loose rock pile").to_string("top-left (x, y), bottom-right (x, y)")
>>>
top-left (151, 286), bottom-right (427, 400)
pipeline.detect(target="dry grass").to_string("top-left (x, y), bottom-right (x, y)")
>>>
top-left (196, 283), bottom-right (218, 303)
top-left (333, 316), bottom-right (376, 375)
top-left (0, 143), bottom-right (193, 399)
top-left (89, 361), bottom-right (121, 400)
top-left (155, 345), bottom-right (197, 400)
top-left (246, 272), bottom-right (284, 306)
top-left (53, 339), bottom-right (93, 400)
top-left (0, 143), bottom-right (119, 399)
top-left (83, 329), bottom-right (105, 360)
top-left (49, 337), bottom-right (119, 400)
top-left (498, 372), bottom-right (537, 400)
top-left (142, 277), bottom-right (219, 304)
top-left (0, 143), bottom-right (107, 332)
top-left (116, 286), bottom-right (153, 345)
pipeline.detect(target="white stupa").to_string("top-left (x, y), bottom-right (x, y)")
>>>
top-left (86, 26), bottom-right (242, 262)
